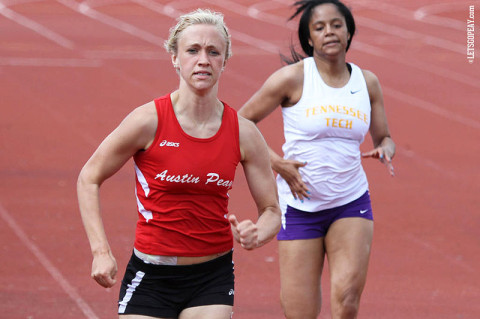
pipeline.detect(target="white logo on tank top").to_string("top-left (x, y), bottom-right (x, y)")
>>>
top-left (159, 140), bottom-right (180, 147)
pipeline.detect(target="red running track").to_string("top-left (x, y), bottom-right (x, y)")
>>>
top-left (0, 0), bottom-right (479, 318)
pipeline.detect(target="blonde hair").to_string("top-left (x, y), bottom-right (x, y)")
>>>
top-left (164, 9), bottom-right (232, 60)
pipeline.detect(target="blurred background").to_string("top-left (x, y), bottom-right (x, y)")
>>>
top-left (0, 0), bottom-right (479, 318)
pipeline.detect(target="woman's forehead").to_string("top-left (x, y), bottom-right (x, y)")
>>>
top-left (178, 24), bottom-right (226, 45)
top-left (310, 3), bottom-right (344, 23)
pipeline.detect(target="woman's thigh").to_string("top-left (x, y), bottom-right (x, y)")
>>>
top-left (120, 315), bottom-right (169, 319)
top-left (179, 305), bottom-right (232, 319)
top-left (278, 238), bottom-right (326, 316)
top-left (325, 218), bottom-right (373, 294)
top-left (119, 300), bottom-right (232, 319)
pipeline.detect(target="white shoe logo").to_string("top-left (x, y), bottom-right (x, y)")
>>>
top-left (360, 209), bottom-right (368, 214)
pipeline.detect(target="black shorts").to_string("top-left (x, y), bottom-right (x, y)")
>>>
top-left (118, 250), bottom-right (235, 317)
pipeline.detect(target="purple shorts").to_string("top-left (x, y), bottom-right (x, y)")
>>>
top-left (277, 191), bottom-right (373, 240)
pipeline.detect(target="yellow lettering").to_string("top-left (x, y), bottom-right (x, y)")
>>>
top-left (350, 107), bottom-right (357, 117)
top-left (306, 105), bottom-right (368, 124)
top-left (338, 119), bottom-right (353, 129)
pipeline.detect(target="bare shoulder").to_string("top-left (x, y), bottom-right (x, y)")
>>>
top-left (130, 100), bottom-right (156, 120)
top-left (113, 100), bottom-right (158, 150)
top-left (124, 101), bottom-right (157, 131)
top-left (238, 115), bottom-right (259, 139)
top-left (275, 60), bottom-right (304, 86)
top-left (361, 69), bottom-right (383, 99)
top-left (271, 61), bottom-right (304, 107)
top-left (259, 60), bottom-right (304, 93)
top-left (239, 60), bottom-right (304, 121)
top-left (237, 115), bottom-right (267, 161)
top-left (361, 69), bottom-right (380, 88)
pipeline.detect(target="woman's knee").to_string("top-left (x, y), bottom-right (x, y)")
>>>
top-left (331, 283), bottom-right (363, 318)
top-left (281, 301), bottom-right (320, 319)
top-left (280, 288), bottom-right (321, 319)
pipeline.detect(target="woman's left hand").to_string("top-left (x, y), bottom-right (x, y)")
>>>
top-left (362, 147), bottom-right (395, 176)
top-left (228, 214), bottom-right (259, 250)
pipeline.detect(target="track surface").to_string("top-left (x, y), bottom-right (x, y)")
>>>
top-left (1, 0), bottom-right (479, 318)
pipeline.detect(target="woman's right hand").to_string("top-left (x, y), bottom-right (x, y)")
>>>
top-left (91, 251), bottom-right (118, 288)
top-left (275, 159), bottom-right (310, 201)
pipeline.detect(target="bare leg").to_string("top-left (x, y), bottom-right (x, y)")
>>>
top-left (119, 304), bottom-right (232, 319)
top-left (325, 218), bottom-right (373, 319)
top-left (180, 305), bottom-right (233, 319)
top-left (120, 315), bottom-right (172, 319)
top-left (278, 238), bottom-right (325, 319)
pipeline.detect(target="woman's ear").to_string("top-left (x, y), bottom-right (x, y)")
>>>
top-left (171, 55), bottom-right (179, 69)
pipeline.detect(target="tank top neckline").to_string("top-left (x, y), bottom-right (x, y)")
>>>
top-left (308, 58), bottom-right (354, 91)
top-left (167, 93), bottom-right (227, 143)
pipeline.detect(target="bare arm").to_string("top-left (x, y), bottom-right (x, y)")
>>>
top-left (228, 116), bottom-right (281, 250)
top-left (238, 63), bottom-right (310, 200)
top-left (77, 102), bottom-right (157, 287)
top-left (361, 70), bottom-right (396, 176)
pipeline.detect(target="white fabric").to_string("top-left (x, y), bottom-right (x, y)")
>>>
top-left (133, 247), bottom-right (178, 265)
top-left (134, 161), bottom-right (153, 222)
top-left (278, 58), bottom-right (371, 213)
top-left (118, 270), bottom-right (145, 313)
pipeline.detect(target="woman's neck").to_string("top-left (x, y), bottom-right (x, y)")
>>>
top-left (173, 82), bottom-right (220, 116)
top-left (313, 54), bottom-right (351, 88)
top-left (170, 87), bottom-right (224, 138)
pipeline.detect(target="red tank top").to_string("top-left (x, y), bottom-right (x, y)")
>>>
top-left (132, 94), bottom-right (241, 256)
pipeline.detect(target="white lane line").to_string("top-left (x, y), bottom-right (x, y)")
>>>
top-left (383, 85), bottom-right (480, 130)
top-left (0, 57), bottom-right (102, 67)
top-left (396, 146), bottom-right (458, 180)
top-left (82, 49), bottom-right (166, 60)
top-left (355, 0), bottom-right (468, 31)
top-left (202, 0), bottom-right (480, 89)
top-left (352, 41), bottom-right (480, 89)
top-left (355, 15), bottom-right (465, 55)
top-left (129, 0), bottom-right (181, 18)
top-left (405, 232), bottom-right (474, 273)
top-left (0, 2), bottom-right (75, 49)
top-left (414, 1), bottom-right (479, 31)
top-left (133, 0), bottom-right (281, 54)
top-left (57, 0), bottom-right (164, 46)
top-left (0, 202), bottom-right (99, 319)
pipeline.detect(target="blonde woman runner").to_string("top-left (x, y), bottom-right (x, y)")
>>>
top-left (77, 9), bottom-right (281, 319)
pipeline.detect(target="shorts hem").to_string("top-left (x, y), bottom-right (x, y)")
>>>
top-left (119, 305), bottom-right (177, 318)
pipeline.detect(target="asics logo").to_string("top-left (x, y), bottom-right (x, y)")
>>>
top-left (159, 140), bottom-right (180, 147)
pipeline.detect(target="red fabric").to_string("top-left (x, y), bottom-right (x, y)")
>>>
top-left (133, 94), bottom-right (241, 256)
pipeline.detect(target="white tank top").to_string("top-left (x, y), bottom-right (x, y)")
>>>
top-left (278, 57), bottom-right (370, 212)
